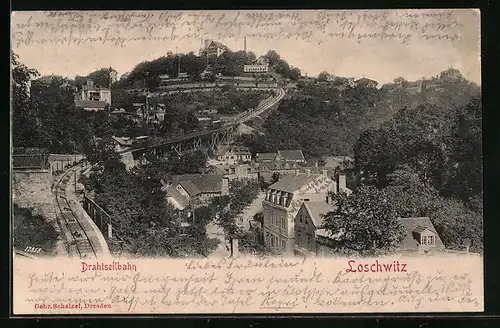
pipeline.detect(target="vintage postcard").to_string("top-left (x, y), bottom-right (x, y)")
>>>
top-left (11, 9), bottom-right (483, 315)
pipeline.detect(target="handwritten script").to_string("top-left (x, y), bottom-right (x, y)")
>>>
top-left (11, 10), bottom-right (469, 48)
top-left (13, 255), bottom-right (483, 314)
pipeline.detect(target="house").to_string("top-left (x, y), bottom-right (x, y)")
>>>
top-left (210, 163), bottom-right (257, 181)
top-left (396, 217), bottom-right (445, 253)
top-left (278, 150), bottom-right (306, 163)
top-left (109, 67), bottom-right (118, 84)
top-left (205, 40), bottom-right (229, 58)
top-left (439, 68), bottom-right (462, 80)
top-left (262, 171), bottom-right (346, 254)
top-left (255, 152), bottom-right (278, 163)
top-left (78, 79), bottom-right (112, 103)
top-left (244, 57), bottom-right (269, 74)
top-left (315, 216), bottom-right (445, 257)
top-left (355, 77), bottom-right (379, 88)
top-left (165, 174), bottom-right (230, 208)
top-left (216, 146), bottom-right (252, 165)
top-left (294, 200), bottom-right (335, 257)
top-left (321, 156), bottom-right (354, 170)
top-left (256, 160), bottom-right (303, 182)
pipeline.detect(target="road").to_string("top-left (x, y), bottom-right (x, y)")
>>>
top-left (206, 222), bottom-right (230, 257)
top-left (236, 192), bottom-right (265, 230)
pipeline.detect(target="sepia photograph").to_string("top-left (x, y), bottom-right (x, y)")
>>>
top-left (11, 9), bottom-right (483, 315)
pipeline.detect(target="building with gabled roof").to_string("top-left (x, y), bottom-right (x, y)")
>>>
top-left (277, 150), bottom-right (306, 163)
top-left (355, 77), bottom-right (379, 88)
top-left (262, 171), bottom-right (349, 255)
top-left (397, 217), bottom-right (445, 253)
top-left (205, 40), bottom-right (230, 58)
top-left (255, 149), bottom-right (306, 163)
top-left (294, 200), bottom-right (336, 257)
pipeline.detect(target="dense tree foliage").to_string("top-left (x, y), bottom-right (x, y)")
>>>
top-left (322, 186), bottom-right (406, 256)
top-left (263, 50), bottom-right (301, 81)
top-left (83, 149), bottom-right (215, 257)
top-left (382, 167), bottom-right (483, 253)
top-left (352, 89), bottom-right (482, 253)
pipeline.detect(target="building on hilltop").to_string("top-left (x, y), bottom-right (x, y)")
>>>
top-left (75, 79), bottom-right (111, 111)
top-left (354, 77), bottom-right (379, 88)
top-left (204, 40), bottom-right (230, 58)
top-left (262, 171), bottom-right (350, 254)
top-left (244, 56), bottom-right (269, 74)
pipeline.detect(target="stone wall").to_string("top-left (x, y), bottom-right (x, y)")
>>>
top-left (13, 169), bottom-right (53, 217)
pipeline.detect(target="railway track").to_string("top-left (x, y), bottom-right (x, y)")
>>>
top-left (51, 165), bottom-right (97, 259)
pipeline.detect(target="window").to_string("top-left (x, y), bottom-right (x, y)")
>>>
top-left (307, 235), bottom-right (313, 251)
top-left (282, 240), bottom-right (286, 251)
top-left (421, 235), bottom-right (435, 246)
top-left (299, 214), bottom-right (303, 224)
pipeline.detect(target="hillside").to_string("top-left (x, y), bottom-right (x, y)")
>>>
top-left (238, 71), bottom-right (480, 159)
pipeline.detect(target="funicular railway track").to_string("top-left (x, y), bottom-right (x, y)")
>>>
top-left (51, 166), bottom-right (97, 259)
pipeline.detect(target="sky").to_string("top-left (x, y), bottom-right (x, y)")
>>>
top-left (11, 9), bottom-right (481, 85)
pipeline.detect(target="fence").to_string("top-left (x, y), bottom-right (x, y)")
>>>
top-left (48, 154), bottom-right (86, 174)
top-left (13, 150), bottom-right (50, 170)
top-left (83, 192), bottom-right (113, 241)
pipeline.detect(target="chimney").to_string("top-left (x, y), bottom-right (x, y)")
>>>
top-left (337, 173), bottom-right (346, 193)
top-left (244, 37), bottom-right (247, 53)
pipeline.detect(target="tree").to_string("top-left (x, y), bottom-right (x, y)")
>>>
top-left (12, 52), bottom-right (40, 147)
top-left (322, 186), bottom-right (405, 255)
top-left (264, 50), bottom-right (281, 66)
top-left (317, 71), bottom-right (330, 82)
top-left (393, 77), bottom-right (408, 87)
top-left (288, 67), bottom-right (301, 81)
top-left (383, 165), bottom-right (483, 253)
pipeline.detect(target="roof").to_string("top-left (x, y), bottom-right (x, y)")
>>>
top-left (179, 181), bottom-right (201, 196)
top-left (268, 174), bottom-right (322, 193)
top-left (166, 186), bottom-right (189, 209)
top-left (256, 153), bottom-right (277, 162)
top-left (306, 157), bottom-right (322, 166)
top-left (316, 228), bottom-right (343, 240)
top-left (303, 201), bottom-right (335, 228)
top-left (322, 156), bottom-right (354, 169)
top-left (171, 174), bottom-right (224, 193)
top-left (218, 146), bottom-right (251, 156)
top-left (355, 78), bottom-right (378, 85)
top-left (208, 40), bottom-right (229, 50)
top-left (397, 217), bottom-right (445, 251)
top-left (261, 160), bottom-right (300, 171)
top-left (75, 100), bottom-right (108, 109)
top-left (278, 150), bottom-right (305, 162)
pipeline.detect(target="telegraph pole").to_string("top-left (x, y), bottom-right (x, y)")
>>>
top-left (176, 46), bottom-right (181, 76)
